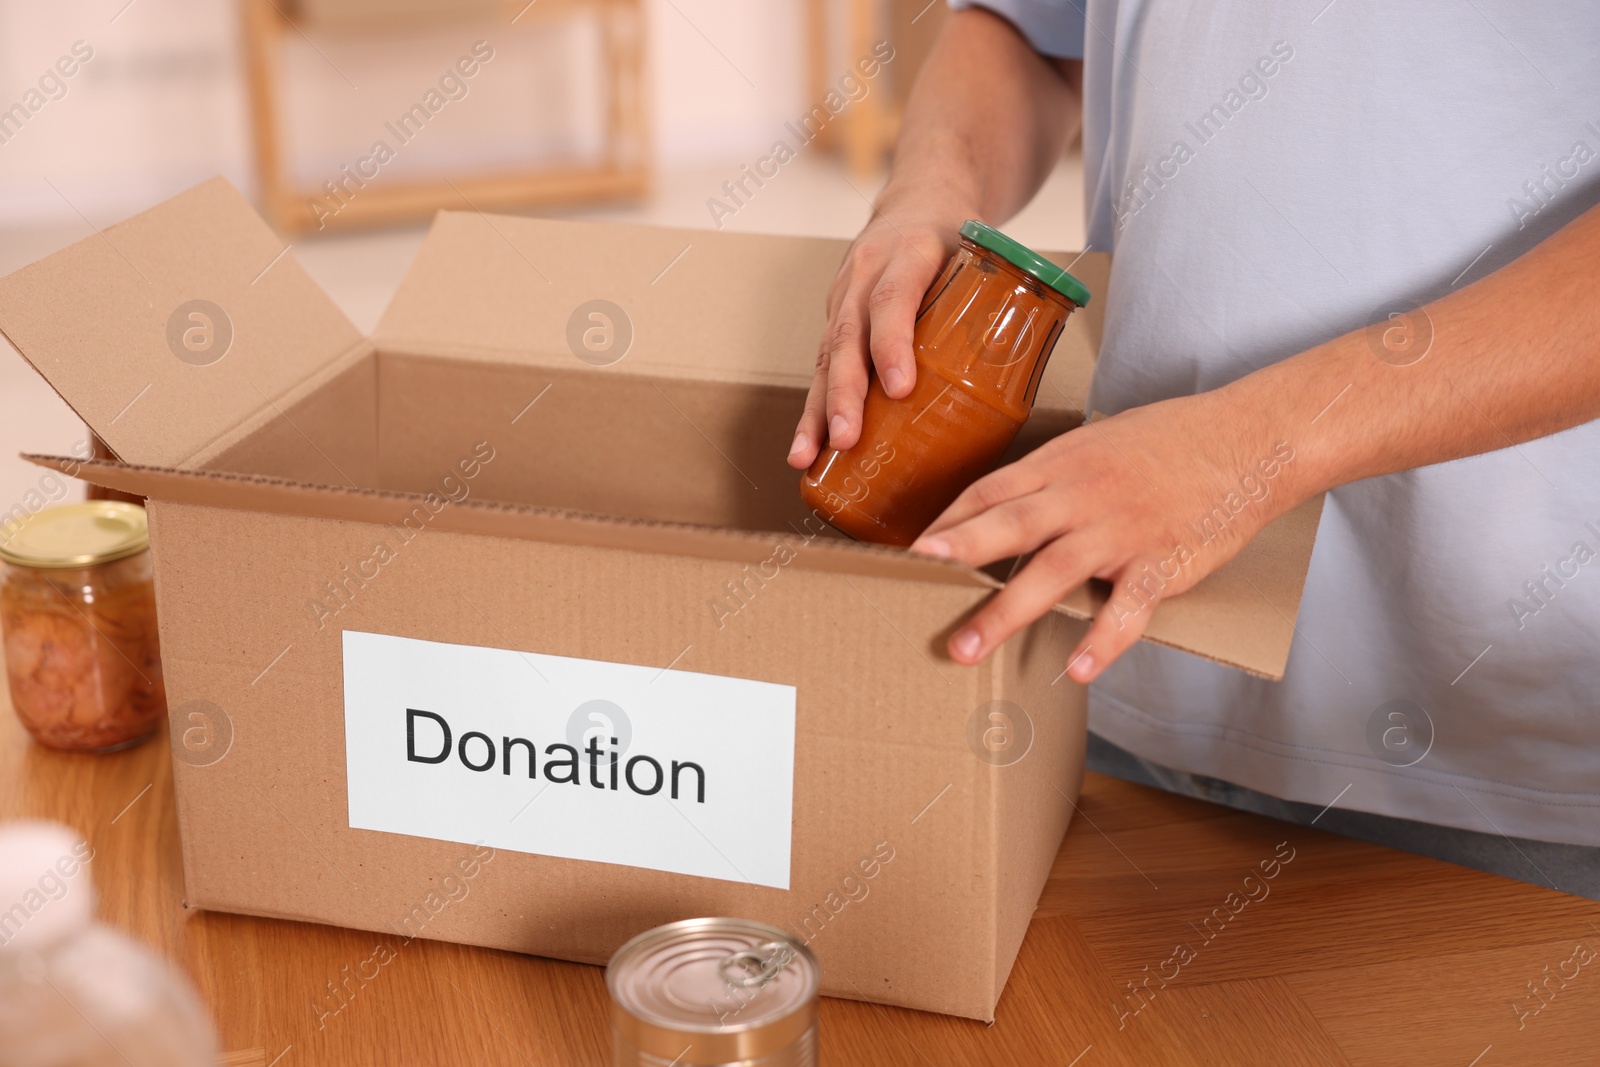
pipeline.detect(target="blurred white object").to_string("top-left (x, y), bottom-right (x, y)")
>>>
top-left (0, 821), bottom-right (218, 1067)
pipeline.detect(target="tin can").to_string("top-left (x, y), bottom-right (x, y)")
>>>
top-left (607, 918), bottom-right (820, 1067)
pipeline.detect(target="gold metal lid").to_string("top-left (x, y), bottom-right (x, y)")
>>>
top-left (607, 918), bottom-right (819, 1064)
top-left (0, 501), bottom-right (150, 569)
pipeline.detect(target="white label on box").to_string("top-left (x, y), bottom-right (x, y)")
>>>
top-left (342, 630), bottom-right (796, 889)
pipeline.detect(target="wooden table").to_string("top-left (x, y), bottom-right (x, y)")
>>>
top-left (4, 694), bottom-right (1596, 1066)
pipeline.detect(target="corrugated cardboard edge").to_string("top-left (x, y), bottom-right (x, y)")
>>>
top-left (28, 452), bottom-right (1320, 680)
top-left (29, 452), bottom-right (1009, 589)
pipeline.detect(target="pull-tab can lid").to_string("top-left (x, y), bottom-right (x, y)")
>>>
top-left (607, 918), bottom-right (820, 1065)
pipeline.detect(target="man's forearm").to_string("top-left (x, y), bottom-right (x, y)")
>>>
top-left (880, 9), bottom-right (1081, 221)
top-left (1223, 202), bottom-right (1600, 505)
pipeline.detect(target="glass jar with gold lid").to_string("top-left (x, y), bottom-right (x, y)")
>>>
top-left (0, 501), bottom-right (166, 752)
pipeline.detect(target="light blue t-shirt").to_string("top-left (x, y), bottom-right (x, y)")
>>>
top-left (952, 0), bottom-right (1600, 846)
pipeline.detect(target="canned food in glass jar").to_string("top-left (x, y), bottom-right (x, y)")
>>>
top-left (607, 918), bottom-right (820, 1067)
top-left (800, 220), bottom-right (1092, 546)
top-left (0, 501), bottom-right (167, 752)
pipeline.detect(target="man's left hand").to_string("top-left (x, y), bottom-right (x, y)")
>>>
top-left (910, 389), bottom-right (1300, 681)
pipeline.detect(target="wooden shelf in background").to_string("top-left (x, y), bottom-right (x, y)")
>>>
top-left (241, 0), bottom-right (650, 234)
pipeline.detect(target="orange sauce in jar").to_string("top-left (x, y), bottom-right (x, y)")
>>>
top-left (801, 221), bottom-right (1090, 546)
top-left (0, 502), bottom-right (166, 752)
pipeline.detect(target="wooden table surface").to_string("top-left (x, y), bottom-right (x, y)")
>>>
top-left (4, 694), bottom-right (1597, 1067)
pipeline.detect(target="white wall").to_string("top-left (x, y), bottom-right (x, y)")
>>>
top-left (0, 0), bottom-right (251, 221)
top-left (0, 0), bottom-right (809, 226)
top-left (646, 0), bottom-right (807, 162)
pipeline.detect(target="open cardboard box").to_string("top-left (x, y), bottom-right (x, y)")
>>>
top-left (0, 179), bottom-right (1320, 1021)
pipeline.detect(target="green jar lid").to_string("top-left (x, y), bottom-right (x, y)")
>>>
top-left (959, 220), bottom-right (1091, 306)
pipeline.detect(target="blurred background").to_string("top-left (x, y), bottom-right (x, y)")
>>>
top-left (0, 0), bottom-right (1083, 506)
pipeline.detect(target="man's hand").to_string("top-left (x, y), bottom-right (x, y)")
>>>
top-left (911, 389), bottom-right (1300, 683)
top-left (786, 205), bottom-right (963, 470)
top-left (911, 194), bottom-right (1600, 681)
top-left (784, 9), bottom-right (1083, 470)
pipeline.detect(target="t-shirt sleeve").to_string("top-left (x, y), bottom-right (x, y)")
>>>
top-left (947, 0), bottom-right (1086, 59)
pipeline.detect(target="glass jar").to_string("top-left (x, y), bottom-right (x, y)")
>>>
top-left (800, 220), bottom-right (1091, 546)
top-left (0, 501), bottom-right (166, 752)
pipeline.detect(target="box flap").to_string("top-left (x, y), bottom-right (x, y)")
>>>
top-left (0, 177), bottom-right (363, 469)
top-left (372, 211), bottom-right (842, 387)
top-left (1053, 494), bottom-right (1324, 679)
top-left (32, 453), bottom-right (1321, 680)
top-left (373, 213), bottom-right (1109, 414)
top-left (29, 451), bottom-right (1002, 588)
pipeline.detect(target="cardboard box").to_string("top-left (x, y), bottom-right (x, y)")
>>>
top-left (0, 179), bottom-right (1319, 1021)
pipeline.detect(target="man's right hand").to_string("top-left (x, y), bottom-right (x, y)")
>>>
top-left (784, 8), bottom-right (1083, 471)
top-left (786, 204), bottom-right (966, 469)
